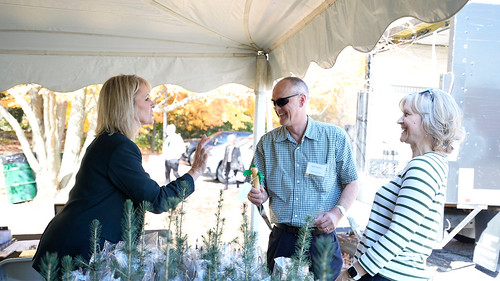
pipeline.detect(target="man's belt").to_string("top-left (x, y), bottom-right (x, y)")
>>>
top-left (274, 223), bottom-right (323, 236)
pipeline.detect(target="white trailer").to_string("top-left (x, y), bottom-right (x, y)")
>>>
top-left (439, 1), bottom-right (500, 272)
top-left (362, 0), bottom-right (500, 273)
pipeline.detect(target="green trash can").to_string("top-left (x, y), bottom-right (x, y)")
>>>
top-left (0, 153), bottom-right (37, 204)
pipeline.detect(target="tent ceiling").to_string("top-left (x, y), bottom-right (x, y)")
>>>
top-left (0, 0), bottom-right (468, 92)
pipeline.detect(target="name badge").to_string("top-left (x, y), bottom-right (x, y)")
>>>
top-left (305, 162), bottom-right (327, 177)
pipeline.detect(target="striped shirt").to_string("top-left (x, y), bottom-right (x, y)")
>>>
top-left (252, 116), bottom-right (358, 227)
top-left (355, 152), bottom-right (448, 281)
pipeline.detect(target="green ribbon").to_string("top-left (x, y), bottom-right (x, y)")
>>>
top-left (243, 164), bottom-right (264, 184)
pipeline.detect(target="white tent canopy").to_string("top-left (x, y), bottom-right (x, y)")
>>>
top-left (0, 0), bottom-right (468, 93)
top-left (0, 0), bottom-right (469, 234)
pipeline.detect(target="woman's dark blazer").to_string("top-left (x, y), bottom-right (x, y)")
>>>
top-left (32, 133), bottom-right (194, 272)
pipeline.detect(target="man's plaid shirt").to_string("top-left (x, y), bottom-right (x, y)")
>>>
top-left (252, 116), bottom-right (358, 227)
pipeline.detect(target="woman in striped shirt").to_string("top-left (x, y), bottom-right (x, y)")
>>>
top-left (337, 89), bottom-right (465, 281)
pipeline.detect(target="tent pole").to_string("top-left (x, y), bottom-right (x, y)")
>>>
top-left (163, 85), bottom-right (168, 142)
top-left (251, 52), bottom-right (271, 238)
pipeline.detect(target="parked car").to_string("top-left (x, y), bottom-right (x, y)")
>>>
top-left (180, 138), bottom-right (201, 164)
top-left (204, 135), bottom-right (254, 184)
top-left (181, 131), bottom-right (252, 165)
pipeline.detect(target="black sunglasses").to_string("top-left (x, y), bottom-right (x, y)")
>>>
top-left (418, 89), bottom-right (434, 102)
top-left (271, 93), bottom-right (301, 107)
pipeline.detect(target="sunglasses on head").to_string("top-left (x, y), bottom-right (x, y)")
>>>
top-left (271, 93), bottom-right (301, 107)
top-left (418, 89), bottom-right (434, 102)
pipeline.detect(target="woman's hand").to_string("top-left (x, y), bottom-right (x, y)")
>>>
top-left (335, 262), bottom-right (367, 281)
top-left (187, 136), bottom-right (211, 180)
top-left (335, 270), bottom-right (351, 281)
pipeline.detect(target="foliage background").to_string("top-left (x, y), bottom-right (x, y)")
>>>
top-left (1, 47), bottom-right (366, 154)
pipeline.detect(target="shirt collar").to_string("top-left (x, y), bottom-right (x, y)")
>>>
top-left (303, 116), bottom-right (320, 141)
top-left (275, 116), bottom-right (320, 143)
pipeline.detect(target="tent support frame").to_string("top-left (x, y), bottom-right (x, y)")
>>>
top-left (251, 53), bottom-right (272, 239)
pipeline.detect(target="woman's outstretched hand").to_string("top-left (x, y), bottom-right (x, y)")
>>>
top-left (187, 136), bottom-right (211, 180)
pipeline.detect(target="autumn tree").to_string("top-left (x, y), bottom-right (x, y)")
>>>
top-left (305, 49), bottom-right (367, 129)
top-left (1, 83), bottom-right (256, 205)
top-left (0, 84), bottom-right (99, 203)
top-left (156, 84), bottom-right (254, 140)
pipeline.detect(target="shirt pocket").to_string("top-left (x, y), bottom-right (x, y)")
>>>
top-left (267, 168), bottom-right (289, 203)
top-left (307, 160), bottom-right (336, 193)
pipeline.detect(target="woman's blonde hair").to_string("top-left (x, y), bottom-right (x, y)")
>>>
top-left (95, 74), bottom-right (150, 139)
top-left (400, 88), bottom-right (465, 154)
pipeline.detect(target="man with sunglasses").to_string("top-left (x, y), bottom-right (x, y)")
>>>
top-left (247, 77), bottom-right (359, 280)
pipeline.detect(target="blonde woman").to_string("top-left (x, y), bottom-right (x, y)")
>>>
top-left (338, 89), bottom-right (464, 281)
top-left (33, 74), bottom-right (210, 273)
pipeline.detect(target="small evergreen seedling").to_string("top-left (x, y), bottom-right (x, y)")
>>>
top-left (312, 236), bottom-right (336, 281)
top-left (111, 199), bottom-right (143, 281)
top-left (288, 216), bottom-right (314, 281)
top-left (201, 189), bottom-right (226, 281)
top-left (137, 201), bottom-right (152, 278)
top-left (75, 219), bottom-right (105, 281)
top-left (158, 197), bottom-right (180, 280)
top-left (39, 252), bottom-right (59, 281)
top-left (60, 255), bottom-right (74, 281)
top-left (173, 185), bottom-right (189, 273)
top-left (293, 216), bottom-right (313, 267)
top-left (158, 184), bottom-right (190, 280)
top-left (239, 203), bottom-right (258, 281)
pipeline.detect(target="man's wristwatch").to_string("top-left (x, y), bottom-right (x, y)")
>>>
top-left (335, 204), bottom-right (347, 216)
top-left (347, 265), bottom-right (361, 280)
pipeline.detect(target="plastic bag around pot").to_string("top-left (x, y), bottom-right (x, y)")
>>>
top-left (0, 153), bottom-right (37, 204)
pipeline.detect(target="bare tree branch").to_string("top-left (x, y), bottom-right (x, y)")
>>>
top-left (0, 104), bottom-right (40, 171)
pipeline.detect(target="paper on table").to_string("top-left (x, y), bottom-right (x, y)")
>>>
top-left (19, 249), bottom-right (37, 258)
top-left (1, 240), bottom-right (38, 252)
top-left (1, 239), bottom-right (38, 258)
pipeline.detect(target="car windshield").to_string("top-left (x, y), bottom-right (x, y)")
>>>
top-left (210, 133), bottom-right (229, 146)
top-left (208, 132), bottom-right (251, 146)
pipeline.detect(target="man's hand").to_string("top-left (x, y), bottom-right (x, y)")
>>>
top-left (247, 186), bottom-right (268, 206)
top-left (313, 208), bottom-right (342, 234)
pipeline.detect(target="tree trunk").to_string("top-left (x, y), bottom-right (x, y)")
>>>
top-left (6, 86), bottom-right (42, 172)
top-left (40, 88), bottom-right (59, 201)
top-left (57, 96), bottom-right (98, 201)
top-left (58, 88), bottom-right (86, 189)
top-left (0, 105), bottom-right (34, 162)
top-left (29, 85), bottom-right (46, 168)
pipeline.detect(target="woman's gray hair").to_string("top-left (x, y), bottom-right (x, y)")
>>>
top-left (95, 74), bottom-right (151, 139)
top-left (400, 89), bottom-right (465, 154)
